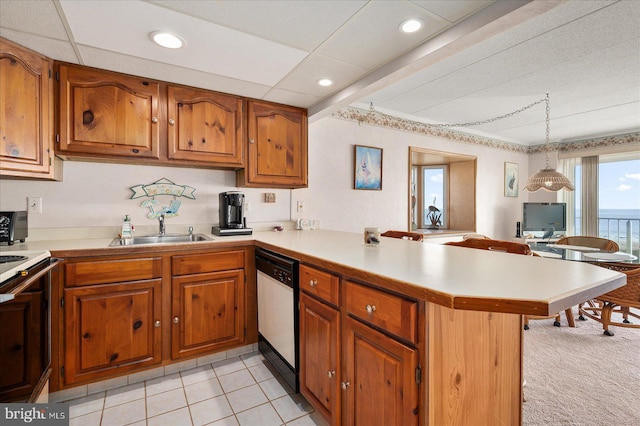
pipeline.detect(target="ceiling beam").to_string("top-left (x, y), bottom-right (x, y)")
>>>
top-left (308, 0), bottom-right (563, 122)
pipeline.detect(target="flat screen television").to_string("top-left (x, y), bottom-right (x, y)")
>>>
top-left (522, 202), bottom-right (567, 233)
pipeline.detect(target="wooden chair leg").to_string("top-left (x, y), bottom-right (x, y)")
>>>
top-left (601, 302), bottom-right (615, 336)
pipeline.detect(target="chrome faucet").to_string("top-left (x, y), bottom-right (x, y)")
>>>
top-left (158, 214), bottom-right (166, 236)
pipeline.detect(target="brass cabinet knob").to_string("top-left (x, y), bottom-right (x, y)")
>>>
top-left (340, 381), bottom-right (350, 390)
top-left (249, 139), bottom-right (255, 144)
top-left (168, 118), bottom-right (175, 125)
top-left (154, 320), bottom-right (161, 328)
top-left (152, 117), bottom-right (158, 123)
top-left (366, 304), bottom-right (377, 314)
top-left (173, 316), bottom-right (180, 324)
top-left (327, 370), bottom-right (335, 378)
top-left (309, 279), bottom-right (317, 287)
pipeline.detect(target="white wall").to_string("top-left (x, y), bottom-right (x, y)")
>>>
top-left (292, 117), bottom-right (531, 240)
top-left (0, 116), bottom-right (533, 240)
top-left (0, 162), bottom-right (293, 232)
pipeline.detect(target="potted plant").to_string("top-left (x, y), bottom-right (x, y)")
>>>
top-left (426, 196), bottom-right (442, 230)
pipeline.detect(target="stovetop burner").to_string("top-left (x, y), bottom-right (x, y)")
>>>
top-left (0, 255), bottom-right (29, 264)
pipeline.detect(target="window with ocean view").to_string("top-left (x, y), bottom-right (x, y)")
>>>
top-left (573, 153), bottom-right (640, 256)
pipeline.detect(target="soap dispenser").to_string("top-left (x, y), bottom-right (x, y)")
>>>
top-left (121, 215), bottom-right (134, 240)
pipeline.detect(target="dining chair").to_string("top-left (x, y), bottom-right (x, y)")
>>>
top-left (381, 230), bottom-right (424, 241)
top-left (555, 236), bottom-right (619, 251)
top-left (579, 261), bottom-right (640, 336)
top-left (445, 238), bottom-right (574, 328)
top-left (555, 236), bottom-right (620, 322)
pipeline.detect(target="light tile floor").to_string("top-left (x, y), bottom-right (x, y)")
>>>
top-left (64, 351), bottom-right (328, 426)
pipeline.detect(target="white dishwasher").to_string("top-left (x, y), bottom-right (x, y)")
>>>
top-left (256, 248), bottom-right (299, 392)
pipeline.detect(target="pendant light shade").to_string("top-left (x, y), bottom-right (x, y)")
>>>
top-left (524, 93), bottom-right (574, 192)
top-left (523, 166), bottom-right (575, 191)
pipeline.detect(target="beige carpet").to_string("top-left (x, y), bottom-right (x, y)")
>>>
top-left (523, 308), bottom-right (640, 425)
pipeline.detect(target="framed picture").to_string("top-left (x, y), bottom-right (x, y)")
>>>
top-left (504, 162), bottom-right (519, 197)
top-left (354, 145), bottom-right (383, 190)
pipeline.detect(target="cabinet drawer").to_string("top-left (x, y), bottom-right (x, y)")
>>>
top-left (172, 250), bottom-right (245, 276)
top-left (345, 281), bottom-right (418, 344)
top-left (65, 257), bottom-right (162, 286)
top-left (299, 264), bottom-right (339, 305)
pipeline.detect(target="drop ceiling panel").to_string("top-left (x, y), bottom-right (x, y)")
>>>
top-left (0, 29), bottom-right (79, 63)
top-left (78, 45), bottom-right (272, 99)
top-left (315, 1), bottom-right (450, 70)
top-left (262, 88), bottom-right (321, 109)
top-left (0, 0), bottom-right (69, 40)
top-left (59, 0), bottom-right (308, 86)
top-left (148, 0), bottom-right (367, 52)
top-left (275, 54), bottom-right (369, 97)
top-left (412, 0), bottom-right (495, 22)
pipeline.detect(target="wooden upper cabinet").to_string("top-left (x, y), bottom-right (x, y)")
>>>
top-left (0, 37), bottom-right (57, 179)
top-left (57, 64), bottom-right (161, 159)
top-left (167, 86), bottom-right (243, 166)
top-left (239, 100), bottom-right (307, 188)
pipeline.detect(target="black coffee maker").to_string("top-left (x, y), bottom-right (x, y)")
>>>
top-left (212, 191), bottom-right (253, 236)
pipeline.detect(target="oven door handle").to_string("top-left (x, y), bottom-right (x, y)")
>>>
top-left (0, 258), bottom-right (61, 303)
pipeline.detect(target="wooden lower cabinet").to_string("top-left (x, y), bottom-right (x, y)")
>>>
top-left (57, 249), bottom-right (251, 388)
top-left (0, 291), bottom-right (43, 401)
top-left (299, 292), bottom-right (340, 424)
top-left (171, 270), bottom-right (245, 359)
top-left (344, 317), bottom-right (419, 426)
top-left (63, 279), bottom-right (162, 385)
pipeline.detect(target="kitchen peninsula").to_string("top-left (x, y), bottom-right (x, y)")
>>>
top-left (1, 229), bottom-right (624, 425)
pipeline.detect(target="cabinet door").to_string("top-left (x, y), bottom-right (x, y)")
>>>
top-left (299, 292), bottom-right (340, 425)
top-left (167, 86), bottom-right (243, 166)
top-left (172, 270), bottom-right (245, 359)
top-left (344, 317), bottom-right (419, 426)
top-left (0, 38), bottom-right (55, 179)
top-left (0, 291), bottom-right (43, 401)
top-left (240, 100), bottom-right (307, 188)
top-left (63, 279), bottom-right (162, 385)
top-left (57, 64), bottom-right (160, 159)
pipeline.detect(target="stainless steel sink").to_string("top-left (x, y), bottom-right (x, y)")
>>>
top-left (109, 233), bottom-right (213, 247)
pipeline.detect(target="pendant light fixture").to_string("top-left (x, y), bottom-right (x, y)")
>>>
top-left (523, 93), bottom-right (575, 192)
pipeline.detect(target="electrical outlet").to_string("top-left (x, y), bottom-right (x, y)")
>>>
top-left (297, 200), bottom-right (305, 213)
top-left (28, 196), bottom-right (43, 214)
top-left (265, 193), bottom-right (276, 203)
top-left (245, 201), bottom-right (251, 212)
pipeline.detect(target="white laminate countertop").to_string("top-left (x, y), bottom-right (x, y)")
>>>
top-left (0, 229), bottom-right (625, 316)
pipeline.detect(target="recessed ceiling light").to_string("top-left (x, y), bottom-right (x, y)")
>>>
top-left (399, 19), bottom-right (423, 33)
top-left (150, 31), bottom-right (185, 49)
top-left (318, 79), bottom-right (333, 87)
